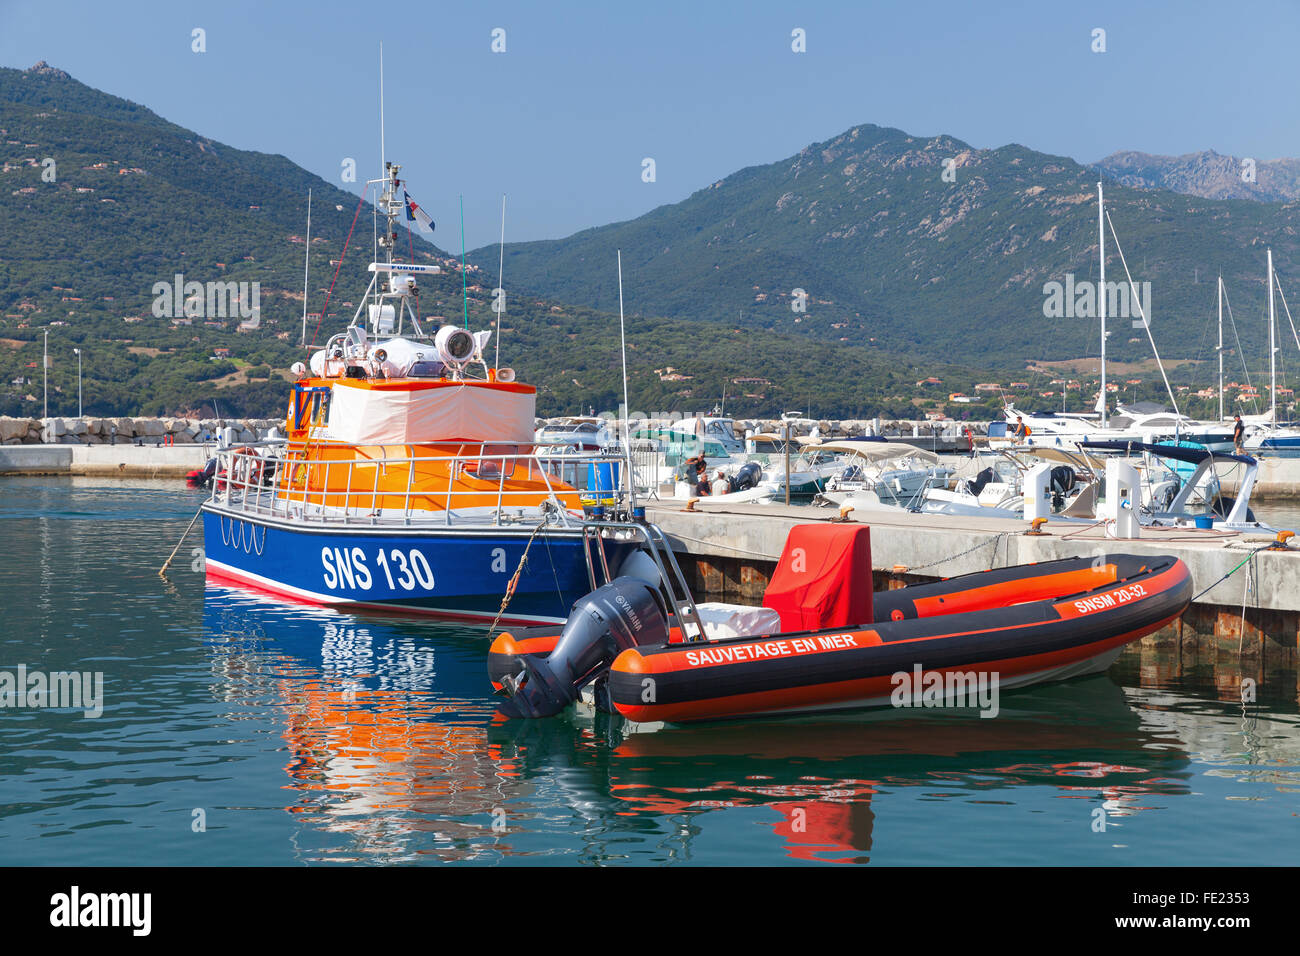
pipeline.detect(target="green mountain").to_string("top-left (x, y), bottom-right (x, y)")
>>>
top-left (468, 123), bottom-right (1300, 378)
top-left (0, 62), bottom-right (1006, 421)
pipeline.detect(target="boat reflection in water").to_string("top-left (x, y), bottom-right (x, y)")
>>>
top-left (203, 584), bottom-right (546, 863)
top-left (488, 681), bottom-right (1206, 868)
top-left (204, 586), bottom-right (1229, 864)
top-left (487, 678), bottom-right (1197, 865)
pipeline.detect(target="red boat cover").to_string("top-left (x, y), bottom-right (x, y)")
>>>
top-left (761, 524), bottom-right (873, 632)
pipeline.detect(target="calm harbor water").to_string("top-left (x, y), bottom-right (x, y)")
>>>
top-left (1, 477), bottom-right (1297, 866)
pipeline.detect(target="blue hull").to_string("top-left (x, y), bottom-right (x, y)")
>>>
top-left (202, 508), bottom-right (621, 624)
top-left (1260, 436), bottom-right (1300, 451)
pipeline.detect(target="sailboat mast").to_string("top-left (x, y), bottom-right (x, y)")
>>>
top-left (301, 189), bottom-right (311, 348)
top-left (1269, 248), bottom-right (1277, 424)
top-left (1217, 274), bottom-right (1224, 421)
top-left (617, 250), bottom-right (635, 510)
top-left (495, 194), bottom-right (506, 370)
top-left (1098, 181), bottom-right (1107, 427)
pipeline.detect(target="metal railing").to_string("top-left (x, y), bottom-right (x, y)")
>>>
top-left (582, 519), bottom-right (705, 643)
top-left (205, 440), bottom-right (630, 528)
top-left (629, 439), bottom-right (663, 498)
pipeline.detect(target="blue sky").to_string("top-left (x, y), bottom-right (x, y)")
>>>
top-left (2, 0), bottom-right (1299, 249)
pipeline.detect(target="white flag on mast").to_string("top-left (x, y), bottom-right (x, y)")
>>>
top-left (403, 190), bottom-right (435, 234)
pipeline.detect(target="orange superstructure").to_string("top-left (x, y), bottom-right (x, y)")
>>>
top-left (265, 375), bottom-right (581, 515)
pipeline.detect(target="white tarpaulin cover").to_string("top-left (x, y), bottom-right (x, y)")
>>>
top-left (326, 381), bottom-right (536, 445)
top-left (691, 602), bottom-right (784, 641)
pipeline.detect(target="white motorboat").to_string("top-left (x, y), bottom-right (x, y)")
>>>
top-left (812, 440), bottom-right (955, 509)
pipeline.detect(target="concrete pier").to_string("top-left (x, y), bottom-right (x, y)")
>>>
top-left (0, 444), bottom-right (210, 477)
top-left (643, 498), bottom-right (1300, 687)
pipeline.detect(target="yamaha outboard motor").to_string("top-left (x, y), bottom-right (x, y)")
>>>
top-left (733, 461), bottom-right (762, 492)
top-left (966, 466), bottom-right (995, 496)
top-left (185, 457), bottom-right (218, 488)
top-left (495, 577), bottom-right (670, 718)
top-left (1049, 465), bottom-right (1076, 510)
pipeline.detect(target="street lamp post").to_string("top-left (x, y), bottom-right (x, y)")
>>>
top-left (73, 348), bottom-right (82, 417)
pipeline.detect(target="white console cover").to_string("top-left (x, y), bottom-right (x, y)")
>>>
top-left (692, 602), bottom-right (783, 641)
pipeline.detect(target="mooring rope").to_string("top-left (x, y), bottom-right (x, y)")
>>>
top-left (486, 516), bottom-right (553, 636)
top-left (159, 505), bottom-right (204, 577)
top-left (904, 531), bottom-right (1016, 573)
top-left (1191, 544), bottom-right (1273, 603)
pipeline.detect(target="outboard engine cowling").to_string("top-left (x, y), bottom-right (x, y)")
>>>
top-left (495, 577), bottom-right (669, 718)
top-left (1049, 465), bottom-right (1076, 510)
top-left (733, 462), bottom-right (762, 492)
top-left (966, 466), bottom-right (996, 497)
top-left (1049, 465), bottom-right (1076, 496)
top-left (185, 458), bottom-right (218, 488)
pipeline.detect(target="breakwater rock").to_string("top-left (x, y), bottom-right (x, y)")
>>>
top-left (0, 417), bottom-right (282, 446)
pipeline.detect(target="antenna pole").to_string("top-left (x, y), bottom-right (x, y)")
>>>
top-left (378, 43), bottom-right (385, 180)
top-left (460, 196), bottom-right (468, 329)
top-left (1098, 181), bottom-right (1107, 427)
top-left (495, 194), bottom-right (506, 370)
top-left (301, 188), bottom-right (311, 348)
top-left (617, 250), bottom-right (634, 509)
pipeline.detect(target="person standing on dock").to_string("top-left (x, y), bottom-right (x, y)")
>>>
top-left (1013, 416), bottom-right (1030, 442)
top-left (1233, 415), bottom-right (1245, 455)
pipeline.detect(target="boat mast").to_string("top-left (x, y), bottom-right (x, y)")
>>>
top-left (366, 45), bottom-right (420, 340)
top-left (378, 44), bottom-right (394, 327)
top-left (495, 194), bottom-right (506, 370)
top-left (1098, 181), bottom-right (1107, 427)
top-left (617, 250), bottom-right (635, 510)
top-left (301, 188), bottom-right (311, 347)
top-left (1269, 247), bottom-right (1277, 425)
top-left (1217, 274), bottom-right (1224, 421)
